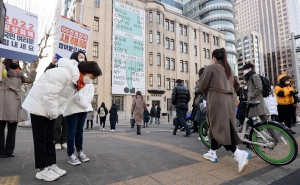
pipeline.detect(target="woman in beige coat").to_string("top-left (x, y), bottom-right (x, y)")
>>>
top-left (199, 48), bottom-right (251, 173)
top-left (131, 91), bottom-right (146, 135)
top-left (0, 59), bottom-right (38, 158)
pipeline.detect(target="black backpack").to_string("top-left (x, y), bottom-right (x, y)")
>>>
top-left (251, 74), bottom-right (272, 98)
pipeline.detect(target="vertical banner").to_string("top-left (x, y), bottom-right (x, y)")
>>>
top-left (112, 1), bottom-right (145, 95)
top-left (0, 3), bottom-right (38, 62)
top-left (56, 16), bottom-right (90, 59)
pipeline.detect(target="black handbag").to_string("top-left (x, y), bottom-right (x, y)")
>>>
top-left (130, 114), bottom-right (135, 129)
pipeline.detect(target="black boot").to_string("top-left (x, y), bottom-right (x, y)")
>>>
top-left (137, 125), bottom-right (141, 135)
top-left (91, 123), bottom-right (93, 129)
top-left (85, 122), bottom-right (89, 129)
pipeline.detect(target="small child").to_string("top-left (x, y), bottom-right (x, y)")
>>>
top-left (109, 103), bottom-right (118, 133)
top-left (143, 108), bottom-right (150, 128)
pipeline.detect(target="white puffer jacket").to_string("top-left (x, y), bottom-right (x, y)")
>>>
top-left (22, 58), bottom-right (79, 120)
top-left (264, 94), bottom-right (278, 115)
top-left (63, 83), bottom-right (94, 117)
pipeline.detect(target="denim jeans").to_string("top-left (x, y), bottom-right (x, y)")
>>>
top-left (149, 117), bottom-right (159, 124)
top-left (66, 112), bottom-right (87, 156)
top-left (173, 108), bottom-right (190, 133)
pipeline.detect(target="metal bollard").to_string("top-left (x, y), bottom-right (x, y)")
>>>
top-left (168, 113), bottom-right (169, 123)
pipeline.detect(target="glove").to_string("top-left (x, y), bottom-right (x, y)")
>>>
top-left (295, 91), bottom-right (299, 95)
top-left (290, 91), bottom-right (296, 96)
top-left (277, 91), bottom-right (284, 97)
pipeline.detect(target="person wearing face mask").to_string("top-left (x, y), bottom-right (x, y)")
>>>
top-left (274, 74), bottom-right (297, 134)
top-left (0, 59), bottom-right (38, 158)
top-left (63, 57), bottom-right (99, 166)
top-left (242, 63), bottom-right (269, 122)
top-left (22, 60), bottom-right (102, 181)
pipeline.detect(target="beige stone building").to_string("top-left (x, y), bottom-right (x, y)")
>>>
top-left (67, 0), bottom-right (225, 120)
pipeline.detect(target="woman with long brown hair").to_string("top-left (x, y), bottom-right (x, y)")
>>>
top-left (131, 91), bottom-right (146, 135)
top-left (199, 48), bottom-right (251, 173)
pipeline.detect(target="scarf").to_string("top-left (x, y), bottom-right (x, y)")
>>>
top-left (14, 69), bottom-right (20, 73)
top-left (77, 73), bottom-right (86, 91)
top-left (244, 70), bottom-right (256, 82)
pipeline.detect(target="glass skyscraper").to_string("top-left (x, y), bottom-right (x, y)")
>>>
top-left (156, 0), bottom-right (183, 14)
top-left (183, 0), bottom-right (238, 74)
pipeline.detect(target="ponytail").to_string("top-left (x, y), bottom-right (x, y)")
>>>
top-left (212, 48), bottom-right (232, 79)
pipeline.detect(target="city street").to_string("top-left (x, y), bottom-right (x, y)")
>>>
top-left (1, 121), bottom-right (300, 185)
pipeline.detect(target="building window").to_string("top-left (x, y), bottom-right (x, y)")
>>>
top-left (194, 29), bottom-right (196, 39)
top-left (179, 42), bottom-right (183, 52)
top-left (157, 32), bottom-right (161, 44)
top-left (183, 26), bottom-right (187, 36)
top-left (93, 42), bottom-right (98, 57)
top-left (170, 39), bottom-right (174, 50)
top-left (171, 58), bottom-right (175, 70)
top-left (180, 60), bottom-right (183, 72)
top-left (165, 57), bottom-right (170, 69)
top-left (207, 49), bottom-right (210, 59)
top-left (112, 96), bottom-right (124, 111)
top-left (150, 74), bottom-right (153, 86)
top-left (157, 75), bottom-right (161, 86)
top-left (157, 53), bottom-right (161, 66)
top-left (165, 38), bottom-right (169, 49)
top-left (206, 33), bottom-right (209, 43)
top-left (195, 63), bottom-right (198, 74)
top-left (170, 21), bottom-right (174, 31)
top-left (213, 36), bottom-right (219, 46)
top-left (149, 52), bottom-right (153, 65)
top-left (194, 46), bottom-right (197, 56)
top-left (184, 43), bottom-right (187, 53)
top-left (94, 17), bottom-right (99, 31)
top-left (165, 19), bottom-right (169, 30)
top-left (94, 0), bottom-right (99, 7)
top-left (157, 12), bottom-right (160, 23)
top-left (179, 24), bottom-right (183, 35)
top-left (166, 78), bottom-right (170, 90)
top-left (149, 11), bottom-right (153, 22)
top-left (149, 31), bottom-right (153, 43)
top-left (185, 80), bottom-right (189, 88)
top-left (171, 79), bottom-right (175, 89)
top-left (203, 48), bottom-right (207, 58)
top-left (184, 61), bottom-right (188, 72)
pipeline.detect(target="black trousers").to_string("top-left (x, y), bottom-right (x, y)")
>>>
top-left (211, 139), bottom-right (236, 153)
top-left (278, 104), bottom-right (293, 128)
top-left (54, 115), bottom-right (68, 144)
top-left (100, 117), bottom-right (106, 128)
top-left (110, 122), bottom-right (116, 130)
top-left (86, 120), bottom-right (93, 128)
top-left (31, 114), bottom-right (56, 169)
top-left (0, 121), bottom-right (18, 156)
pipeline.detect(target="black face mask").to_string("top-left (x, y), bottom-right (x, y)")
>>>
top-left (10, 63), bottom-right (19, 69)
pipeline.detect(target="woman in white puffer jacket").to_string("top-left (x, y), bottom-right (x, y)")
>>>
top-left (22, 59), bottom-right (102, 182)
top-left (264, 87), bottom-right (278, 121)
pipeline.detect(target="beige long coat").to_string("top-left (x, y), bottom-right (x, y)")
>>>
top-left (131, 95), bottom-right (146, 125)
top-left (0, 67), bottom-right (36, 122)
top-left (199, 63), bottom-right (242, 145)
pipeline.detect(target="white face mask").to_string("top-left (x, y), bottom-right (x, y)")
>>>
top-left (285, 81), bottom-right (290, 85)
top-left (79, 58), bottom-right (85, 62)
top-left (83, 76), bottom-right (93, 84)
top-left (243, 70), bottom-right (249, 75)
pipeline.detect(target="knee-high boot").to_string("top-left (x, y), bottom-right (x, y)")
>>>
top-left (137, 125), bottom-right (141, 135)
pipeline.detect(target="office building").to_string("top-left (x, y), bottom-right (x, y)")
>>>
top-left (183, 0), bottom-right (238, 74)
top-left (66, 0), bottom-right (225, 119)
top-left (236, 0), bottom-right (300, 84)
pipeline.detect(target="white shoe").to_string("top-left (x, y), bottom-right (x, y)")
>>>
top-left (110, 129), bottom-right (112, 132)
top-left (112, 130), bottom-right (115, 133)
top-left (50, 164), bottom-right (66, 176)
top-left (68, 154), bottom-right (81, 165)
top-left (103, 128), bottom-right (105, 131)
top-left (203, 149), bottom-right (218, 163)
top-left (77, 151), bottom-right (90, 162)
top-left (55, 144), bottom-right (61, 150)
top-left (35, 167), bottom-right (60, 181)
top-left (234, 149), bottom-right (251, 173)
top-left (61, 143), bottom-right (67, 149)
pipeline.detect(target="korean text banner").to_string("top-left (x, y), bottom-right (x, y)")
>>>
top-left (56, 16), bottom-right (90, 59)
top-left (0, 3), bottom-right (38, 63)
top-left (112, 1), bottom-right (146, 95)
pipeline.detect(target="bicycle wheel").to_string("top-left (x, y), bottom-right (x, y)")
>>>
top-left (198, 120), bottom-right (222, 149)
top-left (249, 121), bottom-right (298, 165)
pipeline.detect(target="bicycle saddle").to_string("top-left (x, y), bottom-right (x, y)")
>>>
top-left (242, 101), bottom-right (260, 107)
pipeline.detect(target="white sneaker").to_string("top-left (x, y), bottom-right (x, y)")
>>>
top-left (203, 149), bottom-right (218, 163)
top-left (68, 154), bottom-right (81, 165)
top-left (77, 151), bottom-right (90, 162)
top-left (35, 167), bottom-right (60, 181)
top-left (61, 143), bottom-right (67, 149)
top-left (50, 164), bottom-right (66, 176)
top-left (55, 144), bottom-right (61, 150)
top-left (112, 130), bottom-right (115, 133)
top-left (103, 128), bottom-right (105, 131)
top-left (234, 149), bottom-right (251, 173)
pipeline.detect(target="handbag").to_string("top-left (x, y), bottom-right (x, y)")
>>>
top-left (194, 94), bottom-right (204, 106)
top-left (130, 114), bottom-right (135, 129)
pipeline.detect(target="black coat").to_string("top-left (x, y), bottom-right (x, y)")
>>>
top-left (143, 109), bottom-right (149, 122)
top-left (150, 107), bottom-right (156, 117)
top-left (109, 105), bottom-right (118, 124)
top-left (172, 83), bottom-right (190, 109)
top-left (156, 107), bottom-right (161, 118)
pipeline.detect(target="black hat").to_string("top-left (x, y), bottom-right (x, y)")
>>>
top-left (176, 79), bottom-right (182, 83)
top-left (242, 63), bottom-right (254, 70)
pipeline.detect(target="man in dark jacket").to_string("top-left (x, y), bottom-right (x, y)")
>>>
top-left (172, 79), bottom-right (191, 136)
top-left (149, 104), bottom-right (157, 125)
top-left (156, 105), bottom-right (161, 125)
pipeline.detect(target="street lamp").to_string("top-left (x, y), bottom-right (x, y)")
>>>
top-left (291, 32), bottom-right (300, 90)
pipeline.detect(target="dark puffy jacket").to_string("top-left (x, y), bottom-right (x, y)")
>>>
top-left (194, 95), bottom-right (207, 123)
top-left (150, 107), bottom-right (156, 117)
top-left (143, 109), bottom-right (149, 122)
top-left (109, 104), bottom-right (118, 124)
top-left (156, 107), bottom-right (161, 118)
top-left (172, 83), bottom-right (190, 109)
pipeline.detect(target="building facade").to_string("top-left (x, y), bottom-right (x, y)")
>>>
top-left (236, 0), bottom-right (300, 84)
top-left (62, 0), bottom-right (72, 16)
top-left (236, 31), bottom-right (264, 81)
top-left (156, 0), bottom-right (183, 14)
top-left (66, 0), bottom-right (225, 119)
top-left (183, 0), bottom-right (238, 74)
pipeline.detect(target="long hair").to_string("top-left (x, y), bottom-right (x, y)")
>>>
top-left (212, 48), bottom-right (232, 79)
top-left (101, 102), bottom-right (105, 108)
top-left (70, 51), bottom-right (87, 62)
top-left (136, 91), bottom-right (143, 99)
top-left (2, 58), bottom-right (21, 70)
